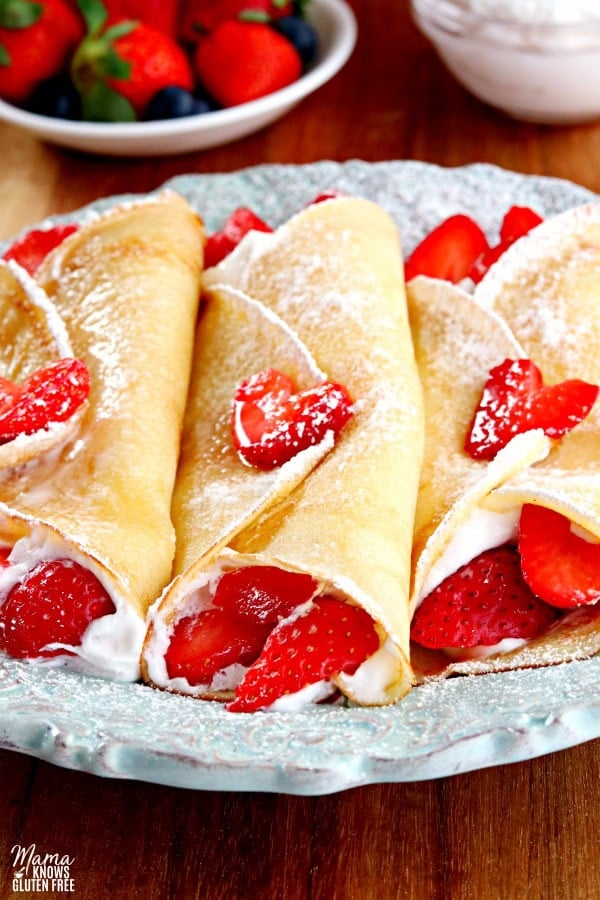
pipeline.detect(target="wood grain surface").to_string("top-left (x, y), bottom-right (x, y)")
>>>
top-left (1, 2), bottom-right (600, 898)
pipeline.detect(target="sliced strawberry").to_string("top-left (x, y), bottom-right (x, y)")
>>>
top-left (404, 214), bottom-right (490, 284)
top-left (529, 380), bottom-right (598, 437)
top-left (410, 546), bottom-right (559, 650)
top-left (307, 188), bottom-right (347, 206)
top-left (3, 223), bottom-right (79, 276)
top-left (465, 358), bottom-right (598, 461)
top-left (204, 207), bottom-right (273, 268)
top-left (232, 367), bottom-right (353, 469)
top-left (469, 206), bottom-right (543, 284)
top-left (465, 358), bottom-right (542, 460)
top-left (499, 205), bottom-right (544, 244)
top-left (165, 607), bottom-right (271, 684)
top-left (0, 558), bottom-right (115, 659)
top-left (226, 597), bottom-right (379, 712)
top-left (0, 358), bottom-right (90, 444)
top-left (0, 548), bottom-right (10, 568)
top-left (519, 504), bottom-right (600, 608)
top-left (213, 566), bottom-right (317, 624)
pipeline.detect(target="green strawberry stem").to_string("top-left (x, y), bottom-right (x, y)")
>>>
top-left (0, 0), bottom-right (43, 29)
top-left (71, 0), bottom-right (138, 122)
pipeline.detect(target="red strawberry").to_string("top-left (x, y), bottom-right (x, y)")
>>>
top-left (179, 0), bottom-right (293, 43)
top-left (465, 358), bottom-right (598, 461)
top-left (519, 504), bottom-right (600, 608)
top-left (213, 565), bottom-right (317, 624)
top-left (102, 0), bottom-right (179, 36)
top-left (72, 5), bottom-right (194, 121)
top-left (410, 546), bottom-right (559, 650)
top-left (204, 207), bottom-right (272, 268)
top-left (0, 547), bottom-right (10, 567)
top-left (194, 19), bottom-right (302, 107)
top-left (165, 607), bottom-right (271, 684)
top-left (306, 188), bottom-right (347, 206)
top-left (227, 597), bottom-right (379, 712)
top-left (0, 358), bottom-right (90, 443)
top-left (0, 558), bottom-right (115, 659)
top-left (232, 367), bottom-right (353, 469)
top-left (0, 377), bottom-right (21, 411)
top-left (3, 223), bottom-right (79, 276)
top-left (404, 214), bottom-right (489, 284)
top-left (499, 205), bottom-right (544, 244)
top-left (469, 205), bottom-right (544, 283)
top-left (0, 0), bottom-right (84, 104)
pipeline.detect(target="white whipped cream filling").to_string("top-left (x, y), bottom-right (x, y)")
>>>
top-left (443, 637), bottom-right (528, 659)
top-left (418, 505), bottom-right (521, 603)
top-left (0, 527), bottom-right (145, 681)
top-left (145, 561), bottom-right (397, 710)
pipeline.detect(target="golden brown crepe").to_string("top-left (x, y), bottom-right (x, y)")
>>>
top-left (0, 260), bottom-right (82, 470)
top-left (0, 191), bottom-right (203, 680)
top-left (144, 197), bottom-right (424, 707)
top-left (408, 202), bottom-right (600, 678)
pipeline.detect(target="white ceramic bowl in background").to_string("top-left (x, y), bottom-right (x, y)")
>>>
top-left (0, 0), bottom-right (357, 156)
top-left (411, 0), bottom-right (600, 124)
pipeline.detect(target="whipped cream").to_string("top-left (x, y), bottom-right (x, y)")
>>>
top-left (145, 558), bottom-right (399, 711)
top-left (413, 0), bottom-right (600, 123)
top-left (0, 526), bottom-right (145, 681)
top-left (452, 0), bottom-right (600, 26)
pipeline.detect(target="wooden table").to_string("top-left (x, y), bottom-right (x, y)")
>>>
top-left (1, 3), bottom-right (599, 898)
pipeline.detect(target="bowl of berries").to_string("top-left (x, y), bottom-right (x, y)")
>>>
top-left (0, 0), bottom-right (357, 156)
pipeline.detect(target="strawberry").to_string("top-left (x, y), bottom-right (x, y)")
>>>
top-left (165, 607), bottom-right (271, 684)
top-left (72, 0), bottom-right (194, 121)
top-left (101, 0), bottom-right (179, 36)
top-left (0, 547), bottom-right (10, 567)
top-left (179, 0), bottom-right (293, 43)
top-left (410, 546), bottom-right (559, 650)
top-left (194, 18), bottom-right (302, 107)
top-left (0, 558), bottom-right (115, 658)
top-left (0, 0), bottom-right (84, 104)
top-left (204, 207), bottom-right (272, 268)
top-left (519, 504), bottom-right (600, 609)
top-left (213, 565), bottom-right (317, 624)
top-left (469, 205), bottom-right (544, 284)
top-left (0, 377), bottom-right (20, 411)
top-left (465, 358), bottom-right (598, 461)
top-left (404, 214), bottom-right (490, 284)
top-left (0, 358), bottom-right (90, 443)
top-left (3, 223), bottom-right (79, 276)
top-left (232, 367), bottom-right (353, 469)
top-left (227, 597), bottom-right (379, 712)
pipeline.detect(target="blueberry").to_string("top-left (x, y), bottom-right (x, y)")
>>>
top-left (145, 86), bottom-right (215, 121)
top-left (273, 16), bottom-right (319, 67)
top-left (28, 74), bottom-right (82, 120)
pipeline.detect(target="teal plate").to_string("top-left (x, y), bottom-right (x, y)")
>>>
top-left (0, 161), bottom-right (598, 795)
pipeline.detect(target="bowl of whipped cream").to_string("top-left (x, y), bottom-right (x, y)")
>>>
top-left (411, 0), bottom-right (600, 124)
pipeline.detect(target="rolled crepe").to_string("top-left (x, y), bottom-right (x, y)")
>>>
top-left (0, 260), bottom-right (83, 469)
top-left (0, 191), bottom-right (203, 680)
top-left (464, 201), bottom-right (600, 671)
top-left (144, 197), bottom-right (424, 707)
top-left (409, 202), bottom-right (600, 678)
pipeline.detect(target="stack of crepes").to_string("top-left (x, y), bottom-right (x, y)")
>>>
top-left (142, 197), bottom-right (425, 710)
top-left (0, 259), bottom-right (81, 470)
top-left (0, 192), bottom-right (203, 681)
top-left (408, 201), bottom-right (600, 678)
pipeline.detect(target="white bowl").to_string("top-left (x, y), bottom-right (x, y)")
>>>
top-left (0, 0), bottom-right (356, 156)
top-left (411, 0), bottom-right (600, 124)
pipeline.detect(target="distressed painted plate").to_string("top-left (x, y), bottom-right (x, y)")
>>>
top-left (0, 161), bottom-right (598, 795)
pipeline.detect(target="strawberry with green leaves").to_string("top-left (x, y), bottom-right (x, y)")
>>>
top-left (0, 0), bottom-right (84, 104)
top-left (71, 0), bottom-right (194, 121)
top-left (194, 17), bottom-right (302, 107)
